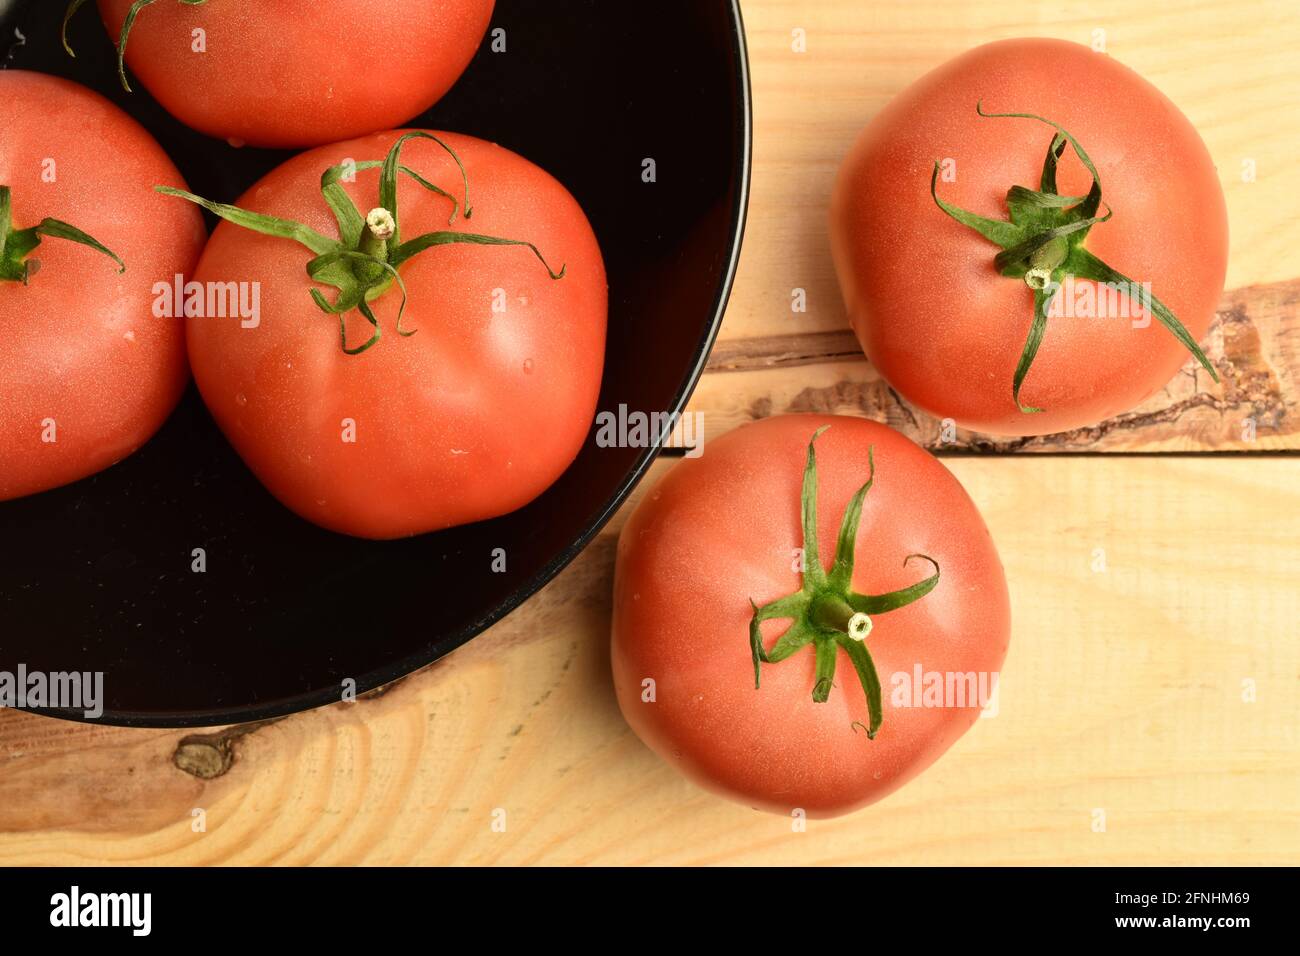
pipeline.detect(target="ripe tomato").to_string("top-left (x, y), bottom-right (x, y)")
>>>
top-left (175, 130), bottom-right (606, 539)
top-left (611, 415), bottom-right (1010, 817)
top-left (831, 38), bottom-right (1228, 436)
top-left (0, 70), bottom-right (204, 502)
top-left (67, 0), bottom-right (495, 148)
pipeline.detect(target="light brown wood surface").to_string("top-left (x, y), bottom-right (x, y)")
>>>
top-left (2, 0), bottom-right (1298, 866)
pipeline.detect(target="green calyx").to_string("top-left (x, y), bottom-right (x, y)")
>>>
top-left (0, 185), bottom-right (125, 284)
top-left (931, 104), bottom-right (1219, 414)
top-left (748, 427), bottom-right (940, 739)
top-left (63, 0), bottom-right (210, 94)
top-left (155, 132), bottom-right (566, 355)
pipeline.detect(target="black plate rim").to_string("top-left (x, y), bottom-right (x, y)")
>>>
top-left (22, 0), bottom-right (754, 729)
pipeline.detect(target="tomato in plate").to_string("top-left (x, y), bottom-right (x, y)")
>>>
top-left (63, 0), bottom-right (495, 148)
top-left (611, 415), bottom-right (1010, 817)
top-left (162, 130), bottom-right (606, 539)
top-left (0, 70), bottom-right (204, 502)
top-left (830, 38), bottom-right (1228, 436)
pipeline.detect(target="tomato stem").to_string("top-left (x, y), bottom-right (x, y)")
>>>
top-left (1025, 235), bottom-right (1068, 290)
top-left (748, 428), bottom-right (940, 740)
top-left (355, 208), bottom-right (394, 284)
top-left (930, 105), bottom-right (1219, 413)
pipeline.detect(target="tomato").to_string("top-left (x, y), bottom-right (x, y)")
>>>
top-left (611, 415), bottom-right (1010, 817)
top-left (172, 130), bottom-right (606, 539)
top-left (0, 70), bottom-right (204, 502)
top-left (67, 0), bottom-right (495, 148)
top-left (831, 38), bottom-right (1228, 436)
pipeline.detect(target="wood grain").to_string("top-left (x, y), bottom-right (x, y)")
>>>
top-left (2, 0), bottom-right (1298, 867)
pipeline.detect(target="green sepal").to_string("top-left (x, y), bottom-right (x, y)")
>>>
top-left (1009, 284), bottom-right (1056, 413)
top-left (155, 185), bottom-right (337, 256)
top-left (826, 447), bottom-right (874, 593)
top-left (1040, 133), bottom-right (1067, 193)
top-left (391, 231), bottom-right (565, 279)
top-left (60, 0), bottom-right (93, 56)
top-left (977, 103), bottom-right (1103, 219)
top-left (63, 0), bottom-right (210, 90)
top-left (346, 298), bottom-right (382, 356)
top-left (798, 425), bottom-right (831, 589)
top-left (835, 633), bottom-right (883, 738)
top-left (747, 428), bottom-right (941, 738)
top-left (928, 105), bottom-right (1218, 413)
top-left (812, 637), bottom-right (838, 703)
top-left (0, 185), bottom-right (125, 283)
top-left (1068, 246), bottom-right (1219, 381)
top-left (307, 248), bottom-right (409, 333)
top-left (154, 133), bottom-right (564, 355)
top-left (114, 0), bottom-right (162, 92)
top-left (379, 131), bottom-right (474, 247)
top-left (847, 555), bottom-right (941, 614)
top-left (748, 593), bottom-right (810, 688)
top-left (930, 163), bottom-right (1022, 247)
top-left (1007, 185), bottom-right (1085, 211)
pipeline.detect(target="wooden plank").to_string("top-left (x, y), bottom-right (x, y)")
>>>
top-left (2, 455), bottom-right (1297, 865)
top-left (694, 279), bottom-right (1300, 451)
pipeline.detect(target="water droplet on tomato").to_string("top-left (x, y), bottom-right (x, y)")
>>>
top-left (523, 358), bottom-right (534, 374)
top-left (235, 393), bottom-right (248, 407)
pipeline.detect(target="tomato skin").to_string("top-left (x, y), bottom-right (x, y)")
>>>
top-left (831, 38), bottom-right (1228, 436)
top-left (0, 71), bottom-right (205, 503)
top-left (186, 130), bottom-right (606, 539)
top-left (96, 0), bottom-right (495, 148)
top-left (611, 415), bottom-right (1010, 817)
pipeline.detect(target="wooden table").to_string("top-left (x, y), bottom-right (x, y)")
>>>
top-left (3, 0), bottom-right (1297, 865)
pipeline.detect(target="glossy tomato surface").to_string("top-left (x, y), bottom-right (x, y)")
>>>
top-left (94, 0), bottom-right (495, 148)
top-left (0, 70), bottom-right (204, 502)
top-left (186, 130), bottom-right (607, 539)
top-left (831, 38), bottom-right (1228, 436)
top-left (612, 415), bottom-right (1010, 817)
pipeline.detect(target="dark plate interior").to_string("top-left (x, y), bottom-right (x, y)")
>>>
top-left (0, 0), bottom-right (750, 726)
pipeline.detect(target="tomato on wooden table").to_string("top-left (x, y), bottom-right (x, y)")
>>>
top-left (831, 38), bottom-right (1228, 436)
top-left (0, 70), bottom-right (204, 502)
top-left (612, 415), bottom-right (1010, 817)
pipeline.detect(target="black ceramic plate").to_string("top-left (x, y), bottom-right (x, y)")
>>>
top-left (0, 0), bottom-right (750, 726)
